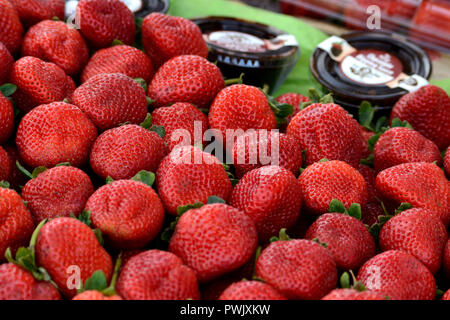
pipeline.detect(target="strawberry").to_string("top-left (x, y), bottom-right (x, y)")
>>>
top-left (151, 102), bottom-right (209, 152)
top-left (141, 13), bottom-right (209, 69)
top-left (444, 148), bottom-right (450, 177)
top-left (287, 103), bottom-right (364, 168)
top-left (0, 42), bottom-right (13, 85)
top-left (148, 55), bottom-right (224, 109)
top-left (360, 127), bottom-right (374, 159)
top-left (208, 85), bottom-right (277, 149)
top-left (90, 124), bottom-right (166, 180)
top-left (3, 145), bottom-right (28, 190)
top-left (73, 290), bottom-right (122, 300)
top-left (0, 92), bottom-right (14, 145)
top-left (230, 165), bottom-right (302, 242)
top-left (219, 281), bottom-right (287, 300)
top-left (275, 92), bottom-right (310, 129)
top-left (156, 146), bottom-right (232, 215)
top-left (390, 85), bottom-right (450, 150)
top-left (376, 162), bottom-right (449, 226)
top-left (21, 166), bottom-right (94, 223)
top-left (305, 212), bottom-right (376, 270)
top-left (232, 130), bottom-right (303, 178)
top-left (357, 250), bottom-right (436, 300)
top-left (86, 179), bottom-right (165, 249)
top-left (116, 249), bottom-right (200, 300)
top-left (10, 56), bottom-right (76, 113)
top-left (77, 0), bottom-right (135, 49)
top-left (0, 188), bottom-right (34, 262)
top-left (21, 20), bottom-right (89, 77)
top-left (362, 202), bottom-right (384, 227)
top-left (16, 102), bottom-right (97, 168)
top-left (9, 0), bottom-right (64, 27)
top-left (169, 203), bottom-right (258, 283)
top-left (81, 45), bottom-right (154, 83)
top-left (255, 237), bottom-right (337, 300)
top-left (374, 127), bottom-right (442, 171)
top-left (298, 160), bottom-right (368, 216)
top-left (71, 73), bottom-right (148, 131)
top-left (379, 208), bottom-right (447, 274)
top-left (35, 217), bottom-right (113, 298)
top-left (322, 288), bottom-right (386, 300)
top-left (357, 164), bottom-right (378, 202)
top-left (0, 263), bottom-right (61, 300)
top-left (444, 239), bottom-right (450, 280)
top-left (0, 146), bottom-right (11, 181)
top-left (0, 0), bottom-right (23, 55)
top-left (443, 290), bottom-right (450, 301)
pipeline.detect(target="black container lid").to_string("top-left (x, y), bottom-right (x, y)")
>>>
top-left (310, 31), bottom-right (432, 112)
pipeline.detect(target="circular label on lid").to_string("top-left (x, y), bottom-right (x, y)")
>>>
top-left (206, 31), bottom-right (267, 53)
top-left (339, 49), bottom-right (403, 85)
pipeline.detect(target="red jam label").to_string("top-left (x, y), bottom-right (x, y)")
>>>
top-left (339, 49), bottom-right (403, 85)
top-left (205, 31), bottom-right (268, 53)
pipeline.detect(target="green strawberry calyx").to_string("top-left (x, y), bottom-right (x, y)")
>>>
top-left (224, 73), bottom-right (244, 86)
top-left (328, 199), bottom-right (362, 221)
top-left (77, 253), bottom-right (122, 297)
top-left (269, 228), bottom-right (291, 243)
top-left (5, 219), bottom-right (59, 289)
top-left (368, 201), bottom-right (412, 239)
top-left (139, 113), bottom-right (165, 138)
top-left (340, 270), bottom-right (366, 292)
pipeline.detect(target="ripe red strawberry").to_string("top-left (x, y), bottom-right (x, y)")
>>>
top-left (322, 288), bottom-right (386, 300)
top-left (81, 45), bottom-right (154, 83)
top-left (219, 281), bottom-right (287, 300)
top-left (376, 162), bottom-right (449, 226)
top-left (10, 57), bottom-right (76, 113)
top-left (9, 0), bottom-right (64, 27)
top-left (3, 145), bottom-right (28, 190)
top-left (232, 130), bottom-right (303, 178)
top-left (287, 103), bottom-right (364, 167)
top-left (16, 102), bottom-right (97, 168)
top-left (444, 148), bottom-right (450, 177)
top-left (148, 55), bottom-right (224, 109)
top-left (156, 146), bottom-right (232, 215)
top-left (90, 124), bottom-right (166, 180)
top-left (22, 166), bottom-right (94, 223)
top-left (357, 250), bottom-right (436, 300)
top-left (142, 13), bottom-right (209, 69)
top-left (357, 164), bottom-right (378, 202)
top-left (0, 93), bottom-right (14, 145)
top-left (0, 0), bottom-right (23, 55)
top-left (36, 217), bottom-right (113, 298)
top-left (0, 187), bottom-right (34, 263)
top-left (444, 239), bottom-right (450, 280)
top-left (256, 238), bottom-right (337, 300)
top-left (151, 102), bottom-right (208, 152)
top-left (0, 188), bottom-right (34, 262)
top-left (305, 213), bottom-right (376, 270)
top-left (86, 180), bottom-right (165, 249)
top-left (169, 203), bottom-right (258, 282)
top-left (275, 92), bottom-right (310, 129)
top-left (72, 290), bottom-right (122, 300)
top-left (71, 73), bottom-right (148, 131)
top-left (77, 0), bottom-right (135, 49)
top-left (21, 20), bottom-right (89, 77)
top-left (362, 202), bottom-right (384, 227)
top-left (374, 127), bottom-right (442, 171)
top-left (443, 289), bottom-right (450, 301)
top-left (379, 208), bottom-right (447, 274)
top-left (116, 250), bottom-right (200, 300)
top-left (0, 146), bottom-right (12, 181)
top-left (360, 127), bottom-right (374, 159)
top-left (0, 263), bottom-right (61, 300)
top-left (390, 85), bottom-right (450, 150)
top-left (0, 42), bottom-right (13, 85)
top-left (298, 160), bottom-right (368, 216)
top-left (208, 85), bottom-right (277, 149)
top-left (230, 165), bottom-right (302, 241)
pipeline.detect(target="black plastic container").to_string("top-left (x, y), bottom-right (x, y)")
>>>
top-left (310, 31), bottom-right (432, 116)
top-left (192, 17), bottom-right (301, 94)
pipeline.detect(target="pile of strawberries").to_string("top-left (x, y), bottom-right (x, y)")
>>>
top-left (0, 0), bottom-right (449, 301)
